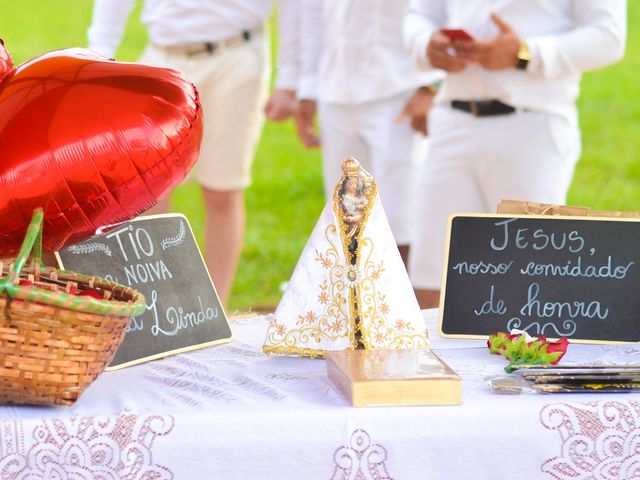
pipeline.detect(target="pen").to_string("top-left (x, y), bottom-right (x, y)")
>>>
top-left (511, 364), bottom-right (640, 372)
top-left (532, 382), bottom-right (640, 394)
top-left (523, 374), bottom-right (640, 384)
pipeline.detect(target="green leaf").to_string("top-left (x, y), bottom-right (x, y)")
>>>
top-left (490, 332), bottom-right (568, 373)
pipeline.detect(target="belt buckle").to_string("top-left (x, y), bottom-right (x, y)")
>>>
top-left (183, 42), bottom-right (216, 56)
top-left (470, 101), bottom-right (479, 116)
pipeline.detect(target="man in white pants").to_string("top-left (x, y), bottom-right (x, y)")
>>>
top-left (88, 0), bottom-right (271, 307)
top-left (293, 0), bottom-right (443, 266)
top-left (404, 0), bottom-right (627, 308)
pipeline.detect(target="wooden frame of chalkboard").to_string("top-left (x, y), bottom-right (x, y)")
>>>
top-left (55, 213), bottom-right (233, 370)
top-left (438, 213), bottom-right (640, 344)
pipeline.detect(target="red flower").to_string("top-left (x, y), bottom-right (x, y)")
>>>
top-left (544, 337), bottom-right (569, 363)
top-left (488, 331), bottom-right (570, 373)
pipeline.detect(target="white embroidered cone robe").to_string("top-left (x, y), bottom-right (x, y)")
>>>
top-left (263, 157), bottom-right (429, 357)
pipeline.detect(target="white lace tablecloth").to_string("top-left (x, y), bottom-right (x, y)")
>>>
top-left (2, 309), bottom-right (640, 479)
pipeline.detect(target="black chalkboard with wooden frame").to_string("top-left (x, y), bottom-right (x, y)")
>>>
top-left (439, 214), bottom-right (640, 343)
top-left (56, 214), bottom-right (232, 369)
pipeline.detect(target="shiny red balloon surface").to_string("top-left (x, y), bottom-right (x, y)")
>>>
top-left (0, 41), bottom-right (202, 257)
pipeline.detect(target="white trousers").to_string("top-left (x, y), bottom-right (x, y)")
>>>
top-left (318, 91), bottom-right (427, 245)
top-left (409, 105), bottom-right (581, 289)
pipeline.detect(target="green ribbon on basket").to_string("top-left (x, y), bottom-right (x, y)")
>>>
top-left (0, 208), bottom-right (45, 298)
top-left (0, 209), bottom-right (145, 317)
top-left (0, 277), bottom-right (14, 298)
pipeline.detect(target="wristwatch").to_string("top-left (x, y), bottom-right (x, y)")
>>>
top-left (515, 39), bottom-right (531, 70)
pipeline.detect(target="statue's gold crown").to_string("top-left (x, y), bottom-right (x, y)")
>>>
top-left (341, 157), bottom-right (361, 177)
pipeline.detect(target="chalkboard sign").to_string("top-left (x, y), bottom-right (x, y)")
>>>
top-left (439, 214), bottom-right (640, 343)
top-left (56, 214), bottom-right (232, 369)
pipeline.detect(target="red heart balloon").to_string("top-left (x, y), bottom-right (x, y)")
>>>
top-left (0, 41), bottom-right (202, 258)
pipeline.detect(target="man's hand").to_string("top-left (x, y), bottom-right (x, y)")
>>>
top-left (427, 30), bottom-right (467, 72)
top-left (295, 99), bottom-right (320, 148)
top-left (452, 14), bottom-right (520, 70)
top-left (264, 89), bottom-right (298, 122)
top-left (396, 86), bottom-right (436, 136)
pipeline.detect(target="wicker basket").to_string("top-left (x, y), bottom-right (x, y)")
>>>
top-left (0, 209), bottom-right (145, 406)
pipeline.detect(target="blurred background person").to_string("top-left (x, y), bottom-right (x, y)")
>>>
top-left (404, 0), bottom-right (626, 308)
top-left (292, 0), bottom-right (443, 266)
top-left (88, 0), bottom-right (272, 307)
top-left (264, 0), bottom-right (299, 123)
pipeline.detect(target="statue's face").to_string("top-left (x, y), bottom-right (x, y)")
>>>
top-left (346, 177), bottom-right (358, 194)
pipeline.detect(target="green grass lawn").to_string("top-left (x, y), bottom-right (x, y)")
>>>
top-left (1, 2), bottom-right (638, 312)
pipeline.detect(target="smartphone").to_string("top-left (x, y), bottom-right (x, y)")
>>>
top-left (441, 28), bottom-right (474, 42)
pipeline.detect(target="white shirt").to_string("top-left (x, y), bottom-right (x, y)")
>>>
top-left (274, 0), bottom-right (299, 90)
top-left (295, 0), bottom-right (442, 104)
top-left (88, 0), bottom-right (272, 58)
top-left (404, 0), bottom-right (626, 125)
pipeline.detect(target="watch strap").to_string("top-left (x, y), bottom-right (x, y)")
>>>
top-left (515, 39), bottom-right (531, 71)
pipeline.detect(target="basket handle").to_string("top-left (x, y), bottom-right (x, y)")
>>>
top-left (0, 209), bottom-right (145, 317)
top-left (0, 209), bottom-right (45, 298)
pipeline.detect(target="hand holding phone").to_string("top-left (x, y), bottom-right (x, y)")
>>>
top-left (428, 29), bottom-right (471, 72)
top-left (440, 28), bottom-right (474, 42)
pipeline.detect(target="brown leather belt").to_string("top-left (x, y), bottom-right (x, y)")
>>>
top-left (152, 25), bottom-right (262, 57)
top-left (451, 100), bottom-right (516, 117)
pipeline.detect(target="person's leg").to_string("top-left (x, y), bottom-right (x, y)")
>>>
top-left (409, 106), bottom-right (486, 308)
top-left (414, 289), bottom-right (442, 309)
top-left (478, 111), bottom-right (581, 209)
top-left (318, 102), bottom-right (368, 199)
top-left (201, 188), bottom-right (244, 305)
top-left (403, 136), bottom-right (430, 268)
top-left (194, 31), bottom-right (270, 306)
top-left (144, 197), bottom-right (171, 216)
top-left (357, 92), bottom-right (423, 268)
top-left (134, 38), bottom-right (269, 308)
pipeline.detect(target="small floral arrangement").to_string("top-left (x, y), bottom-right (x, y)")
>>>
top-left (488, 330), bottom-right (569, 373)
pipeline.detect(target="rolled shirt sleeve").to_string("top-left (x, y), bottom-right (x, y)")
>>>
top-left (87, 0), bottom-right (137, 58)
top-left (403, 0), bottom-right (445, 69)
top-left (274, 0), bottom-right (300, 91)
top-left (527, 0), bottom-right (626, 79)
top-left (297, 0), bottom-right (323, 100)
